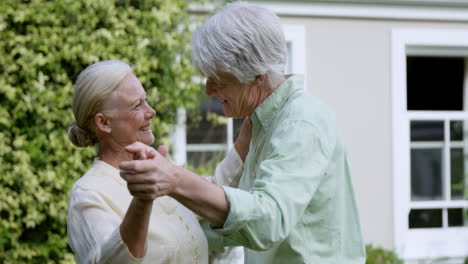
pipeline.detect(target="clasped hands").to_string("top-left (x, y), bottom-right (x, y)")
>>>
top-left (119, 142), bottom-right (178, 201)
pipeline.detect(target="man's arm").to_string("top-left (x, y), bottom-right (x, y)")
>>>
top-left (120, 147), bottom-right (229, 227)
top-left (119, 118), bottom-right (251, 227)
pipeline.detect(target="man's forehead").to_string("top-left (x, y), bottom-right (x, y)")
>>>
top-left (213, 72), bottom-right (239, 83)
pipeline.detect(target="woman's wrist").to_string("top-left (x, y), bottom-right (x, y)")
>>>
top-left (134, 197), bottom-right (154, 207)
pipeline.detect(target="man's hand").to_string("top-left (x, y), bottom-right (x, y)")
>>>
top-left (120, 142), bottom-right (178, 201)
top-left (127, 142), bottom-right (168, 160)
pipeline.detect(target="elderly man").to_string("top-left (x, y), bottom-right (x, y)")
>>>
top-left (120, 2), bottom-right (366, 264)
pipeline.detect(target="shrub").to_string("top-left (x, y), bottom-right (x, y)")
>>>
top-left (0, 0), bottom-right (202, 262)
top-left (366, 244), bottom-right (404, 264)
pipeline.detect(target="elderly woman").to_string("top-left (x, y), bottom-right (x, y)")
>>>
top-left (67, 60), bottom-right (214, 263)
top-left (120, 2), bottom-right (366, 264)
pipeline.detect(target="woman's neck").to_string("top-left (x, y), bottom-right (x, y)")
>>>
top-left (98, 142), bottom-right (134, 169)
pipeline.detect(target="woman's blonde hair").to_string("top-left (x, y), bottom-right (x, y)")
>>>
top-left (67, 60), bottom-right (133, 147)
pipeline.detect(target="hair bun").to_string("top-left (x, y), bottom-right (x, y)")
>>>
top-left (67, 121), bottom-right (96, 147)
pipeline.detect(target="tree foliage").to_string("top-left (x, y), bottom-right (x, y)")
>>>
top-left (0, 0), bottom-right (202, 262)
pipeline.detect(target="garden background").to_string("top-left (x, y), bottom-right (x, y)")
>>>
top-left (0, 0), bottom-right (403, 263)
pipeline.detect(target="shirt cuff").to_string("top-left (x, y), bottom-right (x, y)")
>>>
top-left (200, 220), bottom-right (226, 253)
top-left (214, 148), bottom-right (244, 187)
top-left (215, 186), bottom-right (255, 235)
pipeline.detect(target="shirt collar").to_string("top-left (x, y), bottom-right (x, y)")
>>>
top-left (93, 158), bottom-right (126, 186)
top-left (251, 74), bottom-right (304, 129)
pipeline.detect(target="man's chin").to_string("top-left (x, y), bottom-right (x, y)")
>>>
top-left (222, 108), bottom-right (235, 117)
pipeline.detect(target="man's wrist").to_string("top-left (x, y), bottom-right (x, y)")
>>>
top-left (170, 165), bottom-right (185, 197)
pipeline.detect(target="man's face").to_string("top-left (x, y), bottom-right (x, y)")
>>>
top-left (205, 72), bottom-right (260, 118)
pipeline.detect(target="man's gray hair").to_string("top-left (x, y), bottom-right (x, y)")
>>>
top-left (192, 2), bottom-right (287, 87)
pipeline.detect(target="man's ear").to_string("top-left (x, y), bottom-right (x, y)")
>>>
top-left (253, 74), bottom-right (267, 88)
top-left (94, 113), bottom-right (112, 134)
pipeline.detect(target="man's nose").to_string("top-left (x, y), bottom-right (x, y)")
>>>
top-left (205, 80), bottom-right (216, 96)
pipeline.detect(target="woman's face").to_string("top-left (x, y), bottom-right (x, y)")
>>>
top-left (105, 74), bottom-right (156, 146)
top-left (205, 72), bottom-right (263, 118)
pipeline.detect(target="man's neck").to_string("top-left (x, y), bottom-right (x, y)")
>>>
top-left (251, 76), bottom-right (287, 115)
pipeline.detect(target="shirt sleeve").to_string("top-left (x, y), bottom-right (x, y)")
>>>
top-left (206, 148), bottom-right (244, 187)
top-left (67, 187), bottom-right (146, 264)
top-left (212, 120), bottom-right (336, 251)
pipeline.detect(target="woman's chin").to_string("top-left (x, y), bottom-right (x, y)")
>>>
top-left (138, 131), bottom-right (155, 145)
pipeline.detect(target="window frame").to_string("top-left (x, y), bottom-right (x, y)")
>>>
top-left (392, 29), bottom-right (468, 262)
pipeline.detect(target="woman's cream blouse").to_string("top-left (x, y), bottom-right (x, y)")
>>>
top-left (67, 159), bottom-right (210, 264)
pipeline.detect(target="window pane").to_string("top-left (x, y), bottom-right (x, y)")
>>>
top-left (187, 98), bottom-right (226, 144)
top-left (411, 148), bottom-right (443, 201)
top-left (409, 209), bottom-right (442, 228)
top-left (186, 151), bottom-right (224, 176)
top-left (451, 148), bottom-right (466, 200)
top-left (450, 120), bottom-right (464, 141)
top-left (406, 56), bottom-right (464, 111)
top-left (448, 208), bottom-right (467, 227)
top-left (410, 121), bottom-right (444, 141)
top-left (187, 116), bottom-right (226, 144)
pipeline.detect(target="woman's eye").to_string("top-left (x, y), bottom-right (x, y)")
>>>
top-left (135, 98), bottom-right (147, 109)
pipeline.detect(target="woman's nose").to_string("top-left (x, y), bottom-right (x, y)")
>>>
top-left (145, 105), bottom-right (156, 119)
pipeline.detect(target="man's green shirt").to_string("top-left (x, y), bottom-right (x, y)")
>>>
top-left (204, 75), bottom-right (366, 264)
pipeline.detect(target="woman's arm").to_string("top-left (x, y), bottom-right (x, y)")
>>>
top-left (119, 145), bottom-right (168, 257)
top-left (120, 198), bottom-right (152, 258)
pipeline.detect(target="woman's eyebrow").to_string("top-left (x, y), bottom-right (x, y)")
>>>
top-left (129, 97), bottom-right (141, 106)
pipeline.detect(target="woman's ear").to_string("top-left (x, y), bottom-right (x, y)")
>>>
top-left (94, 113), bottom-right (112, 134)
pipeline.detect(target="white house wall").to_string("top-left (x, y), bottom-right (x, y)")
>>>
top-left (277, 15), bottom-right (468, 250)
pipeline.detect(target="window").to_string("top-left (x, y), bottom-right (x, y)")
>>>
top-left (392, 29), bottom-right (468, 263)
top-left (171, 24), bottom-right (305, 175)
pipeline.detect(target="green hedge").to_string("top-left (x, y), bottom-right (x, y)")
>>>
top-left (0, 0), bottom-right (203, 262)
top-left (366, 244), bottom-right (403, 264)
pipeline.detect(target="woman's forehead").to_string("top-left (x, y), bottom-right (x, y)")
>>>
top-left (111, 75), bottom-right (145, 103)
